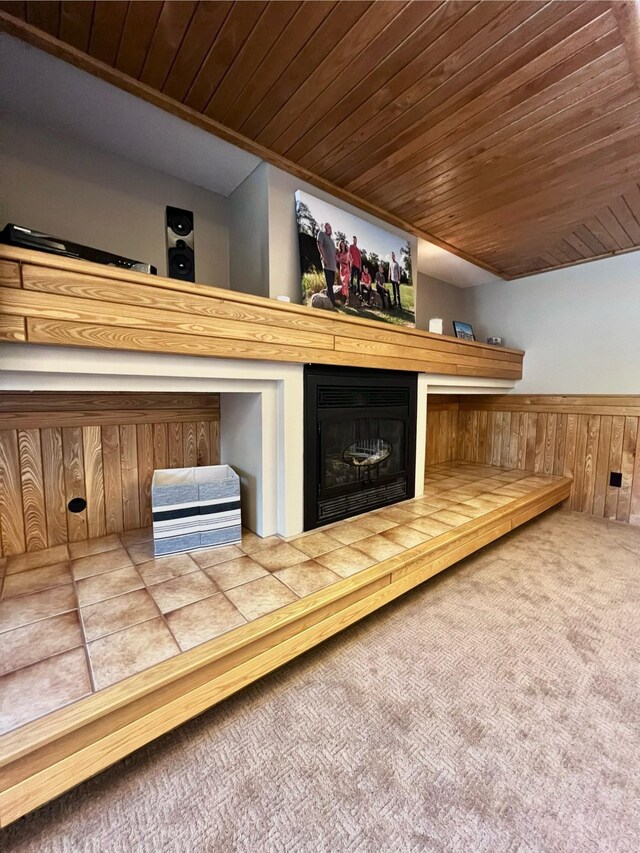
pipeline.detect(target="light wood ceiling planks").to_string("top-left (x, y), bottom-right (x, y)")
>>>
top-left (1, 0), bottom-right (639, 279)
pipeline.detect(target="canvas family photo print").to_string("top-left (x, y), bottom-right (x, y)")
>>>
top-left (295, 190), bottom-right (415, 328)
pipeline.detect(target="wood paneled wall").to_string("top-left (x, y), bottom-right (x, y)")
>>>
top-left (425, 395), bottom-right (459, 465)
top-left (0, 393), bottom-right (220, 557)
top-left (426, 395), bottom-right (640, 526)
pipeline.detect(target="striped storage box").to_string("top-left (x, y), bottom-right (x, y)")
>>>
top-left (151, 465), bottom-right (241, 556)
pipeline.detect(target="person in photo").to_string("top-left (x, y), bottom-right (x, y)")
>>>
top-left (316, 222), bottom-right (337, 305)
top-left (375, 263), bottom-right (391, 309)
top-left (389, 251), bottom-right (402, 308)
top-left (360, 265), bottom-right (372, 303)
top-left (349, 235), bottom-right (362, 297)
top-left (337, 239), bottom-right (351, 301)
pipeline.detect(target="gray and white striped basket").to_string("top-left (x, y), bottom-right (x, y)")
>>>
top-left (151, 465), bottom-right (241, 556)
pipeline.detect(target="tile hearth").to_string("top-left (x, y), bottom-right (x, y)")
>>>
top-left (0, 463), bottom-right (564, 736)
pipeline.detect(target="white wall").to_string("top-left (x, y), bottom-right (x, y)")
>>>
top-left (0, 115), bottom-right (231, 286)
top-left (229, 162), bottom-right (269, 297)
top-left (266, 164), bottom-right (418, 304)
top-left (465, 252), bottom-right (640, 393)
top-left (415, 272), bottom-right (469, 336)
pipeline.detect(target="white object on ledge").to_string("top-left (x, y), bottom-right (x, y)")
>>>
top-left (428, 318), bottom-right (443, 334)
top-left (276, 295), bottom-right (291, 302)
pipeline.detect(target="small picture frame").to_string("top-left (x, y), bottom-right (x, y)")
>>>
top-left (452, 321), bottom-right (475, 341)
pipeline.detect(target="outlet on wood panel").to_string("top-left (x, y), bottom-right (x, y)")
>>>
top-left (609, 472), bottom-right (622, 488)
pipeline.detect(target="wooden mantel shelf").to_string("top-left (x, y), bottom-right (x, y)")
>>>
top-left (0, 246), bottom-right (524, 379)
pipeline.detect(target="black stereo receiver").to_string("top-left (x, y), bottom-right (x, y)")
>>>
top-left (0, 223), bottom-right (157, 275)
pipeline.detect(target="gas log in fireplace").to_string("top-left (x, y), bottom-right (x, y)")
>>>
top-left (304, 365), bottom-right (417, 530)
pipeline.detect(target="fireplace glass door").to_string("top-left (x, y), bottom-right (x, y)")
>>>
top-left (320, 411), bottom-right (407, 499)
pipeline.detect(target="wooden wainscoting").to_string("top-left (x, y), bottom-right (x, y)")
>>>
top-left (426, 395), bottom-right (640, 525)
top-left (425, 395), bottom-right (460, 466)
top-left (0, 393), bottom-right (220, 557)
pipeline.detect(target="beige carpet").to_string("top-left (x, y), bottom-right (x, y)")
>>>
top-left (3, 509), bottom-right (639, 853)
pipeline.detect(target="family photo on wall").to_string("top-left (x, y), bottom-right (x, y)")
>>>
top-left (295, 190), bottom-right (415, 328)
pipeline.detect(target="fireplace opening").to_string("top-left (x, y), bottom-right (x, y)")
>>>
top-left (304, 365), bottom-right (417, 530)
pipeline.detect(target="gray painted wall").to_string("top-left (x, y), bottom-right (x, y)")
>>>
top-left (465, 252), bottom-right (640, 393)
top-left (229, 162), bottom-right (269, 297)
top-left (415, 272), bottom-right (470, 337)
top-left (1, 115), bottom-right (230, 286)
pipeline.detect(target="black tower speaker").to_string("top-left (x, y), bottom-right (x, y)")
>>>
top-left (166, 206), bottom-right (195, 282)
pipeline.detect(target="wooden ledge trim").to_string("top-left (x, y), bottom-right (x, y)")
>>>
top-left (0, 245), bottom-right (523, 356)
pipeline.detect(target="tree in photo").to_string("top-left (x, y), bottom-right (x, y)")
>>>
top-left (400, 240), bottom-right (412, 284)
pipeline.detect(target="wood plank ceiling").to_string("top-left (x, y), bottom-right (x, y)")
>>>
top-left (1, 0), bottom-right (639, 279)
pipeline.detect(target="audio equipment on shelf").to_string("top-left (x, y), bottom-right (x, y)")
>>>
top-left (0, 223), bottom-right (157, 274)
top-left (166, 206), bottom-right (195, 282)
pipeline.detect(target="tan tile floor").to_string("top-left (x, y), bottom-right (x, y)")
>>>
top-left (0, 463), bottom-right (563, 735)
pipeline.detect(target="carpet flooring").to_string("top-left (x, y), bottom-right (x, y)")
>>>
top-left (3, 508), bottom-right (639, 853)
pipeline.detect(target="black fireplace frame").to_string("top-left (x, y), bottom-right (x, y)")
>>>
top-left (304, 364), bottom-right (417, 531)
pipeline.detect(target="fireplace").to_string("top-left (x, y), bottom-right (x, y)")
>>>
top-left (304, 365), bottom-right (417, 530)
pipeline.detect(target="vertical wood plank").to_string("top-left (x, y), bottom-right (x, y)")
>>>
top-left (517, 413), bottom-right (528, 470)
top-left (525, 412), bottom-right (538, 471)
top-left (534, 413), bottom-right (547, 473)
top-left (491, 412), bottom-right (503, 467)
top-left (508, 412), bottom-right (520, 469)
top-left (18, 428), bottom-right (48, 552)
top-left (450, 408), bottom-right (458, 462)
top-left (432, 410), bottom-right (441, 465)
top-left (102, 425), bottom-right (124, 534)
top-left (153, 422), bottom-right (169, 471)
top-left (41, 427), bottom-right (68, 546)
top-left (544, 413), bottom-right (557, 474)
top-left (592, 416), bottom-right (612, 519)
top-left (553, 414), bottom-right (567, 476)
top-left (477, 410), bottom-right (488, 465)
top-left (617, 417), bottom-right (638, 523)
top-left (582, 415), bottom-right (600, 514)
top-left (210, 419), bottom-right (221, 465)
top-left (458, 411), bottom-right (471, 462)
top-left (62, 426), bottom-right (88, 542)
top-left (500, 411), bottom-right (512, 467)
top-left (571, 415), bottom-right (589, 511)
top-left (197, 420), bottom-right (211, 465)
top-left (83, 425), bottom-right (106, 539)
top-left (183, 422), bottom-right (198, 467)
top-left (168, 421), bottom-right (183, 468)
top-left (137, 423), bottom-right (154, 528)
top-left (605, 416), bottom-right (625, 519)
top-left (120, 424), bottom-right (140, 531)
top-left (629, 419), bottom-right (640, 526)
top-left (0, 430), bottom-right (27, 555)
